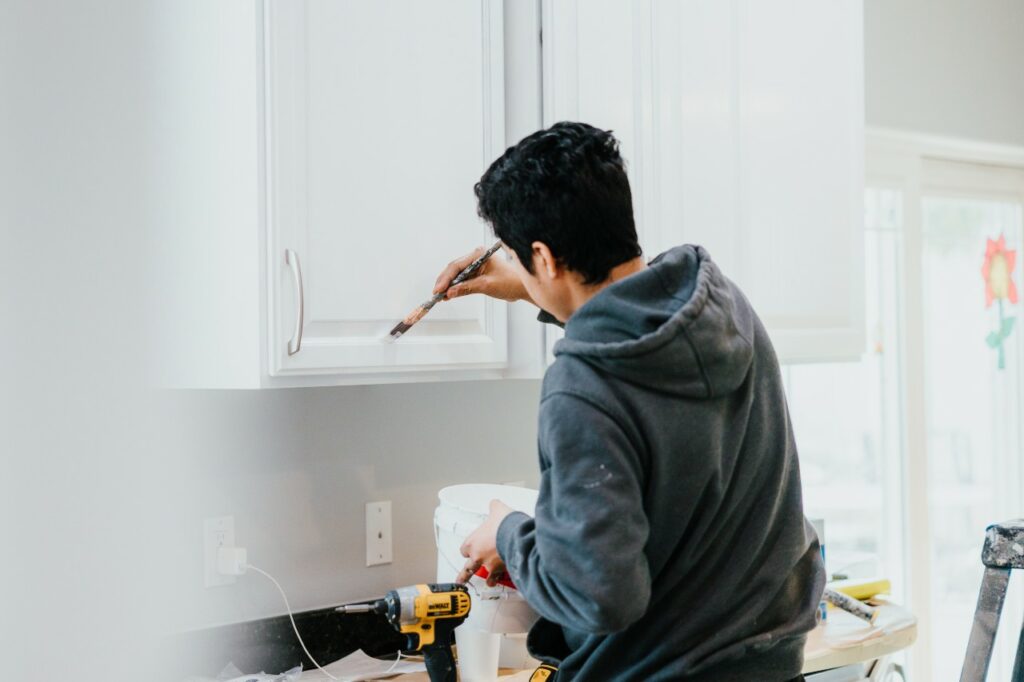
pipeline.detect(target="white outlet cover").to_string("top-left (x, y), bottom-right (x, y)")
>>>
top-left (204, 515), bottom-right (236, 588)
top-left (366, 501), bottom-right (393, 567)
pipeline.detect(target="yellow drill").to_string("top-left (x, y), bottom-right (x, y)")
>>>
top-left (337, 583), bottom-right (471, 682)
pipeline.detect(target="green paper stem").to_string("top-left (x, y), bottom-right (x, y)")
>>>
top-left (998, 298), bottom-right (1006, 370)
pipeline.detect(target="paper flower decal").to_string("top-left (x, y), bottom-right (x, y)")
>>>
top-left (982, 234), bottom-right (1017, 369)
top-left (983, 235), bottom-right (1018, 308)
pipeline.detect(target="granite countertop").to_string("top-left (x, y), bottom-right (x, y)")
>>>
top-left (164, 607), bottom-right (405, 682)
top-left (167, 600), bottom-right (916, 681)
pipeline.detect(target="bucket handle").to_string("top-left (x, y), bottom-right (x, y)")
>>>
top-left (434, 520), bottom-right (485, 597)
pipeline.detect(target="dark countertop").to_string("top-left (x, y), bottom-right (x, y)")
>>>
top-left (162, 605), bottom-right (405, 681)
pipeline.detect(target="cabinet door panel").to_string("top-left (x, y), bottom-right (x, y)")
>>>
top-left (537, 0), bottom-right (863, 364)
top-left (735, 0), bottom-right (864, 361)
top-left (650, 1), bottom-right (739, 272)
top-left (654, 1), bottom-right (863, 361)
top-left (655, 0), bottom-right (864, 361)
top-left (267, 0), bottom-right (507, 376)
top-left (542, 0), bottom-right (654, 250)
top-left (541, 0), bottom-right (653, 357)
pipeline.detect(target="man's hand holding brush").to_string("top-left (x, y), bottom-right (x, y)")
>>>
top-left (433, 245), bottom-right (534, 304)
top-left (389, 242), bottom-right (538, 341)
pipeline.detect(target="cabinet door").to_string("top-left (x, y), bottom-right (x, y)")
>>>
top-left (732, 0), bottom-right (864, 361)
top-left (542, 0), bottom-right (864, 363)
top-left (540, 0), bottom-right (656, 358)
top-left (541, 0), bottom-right (655, 250)
top-left (266, 0), bottom-right (507, 377)
top-left (656, 0), bottom-right (865, 361)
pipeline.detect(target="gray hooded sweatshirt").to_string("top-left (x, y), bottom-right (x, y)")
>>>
top-left (496, 245), bottom-right (825, 681)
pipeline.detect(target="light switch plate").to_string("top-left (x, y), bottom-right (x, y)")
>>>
top-left (366, 501), bottom-right (393, 567)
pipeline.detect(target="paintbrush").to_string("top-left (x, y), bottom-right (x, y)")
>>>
top-left (822, 587), bottom-right (879, 624)
top-left (386, 241), bottom-right (503, 341)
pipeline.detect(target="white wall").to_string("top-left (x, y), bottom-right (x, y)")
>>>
top-left (2, 1), bottom-right (164, 678)
top-left (0, 2), bottom-right (543, 679)
top-left (865, 0), bottom-right (1024, 145)
top-left (159, 381), bottom-right (541, 633)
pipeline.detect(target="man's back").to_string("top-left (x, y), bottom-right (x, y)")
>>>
top-left (497, 244), bottom-right (825, 681)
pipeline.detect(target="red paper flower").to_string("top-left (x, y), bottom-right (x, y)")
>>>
top-left (982, 234), bottom-right (1018, 308)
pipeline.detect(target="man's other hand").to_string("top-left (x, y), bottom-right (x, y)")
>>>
top-left (456, 499), bottom-right (515, 586)
top-left (433, 246), bottom-right (533, 304)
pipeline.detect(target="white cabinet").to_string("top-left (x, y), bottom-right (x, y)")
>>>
top-left (154, 0), bottom-right (543, 388)
top-left (266, 1), bottom-right (509, 378)
top-left (542, 0), bottom-right (865, 363)
top-left (154, 0), bottom-right (863, 388)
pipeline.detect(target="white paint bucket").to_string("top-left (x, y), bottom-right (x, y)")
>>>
top-left (434, 484), bottom-right (541, 681)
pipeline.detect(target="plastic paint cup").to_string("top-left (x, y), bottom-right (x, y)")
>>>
top-left (454, 624), bottom-right (502, 682)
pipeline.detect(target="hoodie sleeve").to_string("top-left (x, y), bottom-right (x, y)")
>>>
top-left (496, 391), bottom-right (652, 634)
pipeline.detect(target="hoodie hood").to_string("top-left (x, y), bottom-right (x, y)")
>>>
top-left (554, 245), bottom-right (755, 398)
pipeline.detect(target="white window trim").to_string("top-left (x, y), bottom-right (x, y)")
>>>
top-left (867, 127), bottom-right (1024, 681)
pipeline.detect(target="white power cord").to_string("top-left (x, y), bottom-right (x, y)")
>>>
top-left (217, 547), bottom-right (409, 680)
top-left (245, 563), bottom-right (341, 681)
top-left (383, 650), bottom-right (411, 675)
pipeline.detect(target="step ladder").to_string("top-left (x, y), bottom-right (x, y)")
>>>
top-left (960, 519), bottom-right (1024, 682)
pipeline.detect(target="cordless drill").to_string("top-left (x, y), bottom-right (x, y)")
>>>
top-left (337, 583), bottom-right (471, 682)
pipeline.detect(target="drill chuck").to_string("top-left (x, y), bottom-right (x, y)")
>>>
top-left (336, 600), bottom-right (386, 615)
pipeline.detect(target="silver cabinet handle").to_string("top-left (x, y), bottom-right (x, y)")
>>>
top-left (285, 249), bottom-right (304, 355)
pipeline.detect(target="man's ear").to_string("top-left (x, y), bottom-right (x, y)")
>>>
top-left (531, 241), bottom-right (561, 279)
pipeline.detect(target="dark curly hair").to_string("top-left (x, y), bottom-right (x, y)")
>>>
top-left (474, 121), bottom-right (641, 285)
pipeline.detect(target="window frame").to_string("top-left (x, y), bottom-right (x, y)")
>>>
top-left (866, 129), bottom-right (1024, 681)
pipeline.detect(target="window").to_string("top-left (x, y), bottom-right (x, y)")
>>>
top-left (786, 188), bottom-right (906, 594)
top-left (788, 139), bottom-right (1024, 681)
top-left (921, 191), bottom-right (1024, 679)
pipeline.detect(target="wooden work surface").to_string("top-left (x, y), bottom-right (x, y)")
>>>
top-left (802, 600), bottom-right (917, 673)
top-left (396, 602), bottom-right (917, 679)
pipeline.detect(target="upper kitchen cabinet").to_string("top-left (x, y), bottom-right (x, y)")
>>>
top-left (542, 0), bottom-right (865, 362)
top-left (154, 0), bottom-right (542, 388)
top-left (154, 0), bottom-right (861, 388)
top-left (266, 1), bottom-right (509, 378)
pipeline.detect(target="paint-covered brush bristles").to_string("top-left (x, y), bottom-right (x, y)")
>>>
top-left (387, 323), bottom-right (409, 340)
top-left (387, 241), bottom-right (502, 341)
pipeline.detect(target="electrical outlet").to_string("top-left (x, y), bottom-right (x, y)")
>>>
top-left (365, 501), bottom-right (393, 567)
top-left (204, 515), bottom-right (236, 587)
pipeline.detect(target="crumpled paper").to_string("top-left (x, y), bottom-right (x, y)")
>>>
top-left (181, 649), bottom-right (425, 682)
top-left (298, 649), bottom-right (425, 681)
